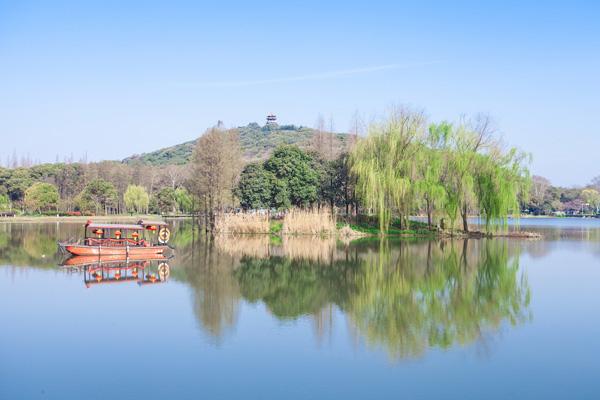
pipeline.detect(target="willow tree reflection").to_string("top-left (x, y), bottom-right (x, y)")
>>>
top-left (348, 240), bottom-right (530, 359)
top-left (230, 237), bottom-right (530, 359)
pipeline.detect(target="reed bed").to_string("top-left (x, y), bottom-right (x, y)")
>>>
top-left (214, 234), bottom-right (271, 258)
top-left (282, 236), bottom-right (337, 263)
top-left (213, 235), bottom-right (338, 262)
top-left (281, 208), bottom-right (336, 236)
top-left (214, 212), bottom-right (270, 234)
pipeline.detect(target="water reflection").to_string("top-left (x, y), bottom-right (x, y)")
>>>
top-left (229, 238), bottom-right (531, 359)
top-left (61, 255), bottom-right (171, 288)
top-left (0, 220), bottom-right (533, 359)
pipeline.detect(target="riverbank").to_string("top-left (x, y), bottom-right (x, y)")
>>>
top-left (340, 220), bottom-right (542, 239)
top-left (0, 215), bottom-right (162, 223)
top-left (1, 214), bottom-right (542, 239)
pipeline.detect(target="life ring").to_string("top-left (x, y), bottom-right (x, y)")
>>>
top-left (158, 227), bottom-right (171, 244)
top-left (158, 263), bottom-right (170, 280)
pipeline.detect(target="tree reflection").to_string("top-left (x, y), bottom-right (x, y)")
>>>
top-left (231, 237), bottom-right (531, 359)
top-left (348, 240), bottom-right (530, 359)
top-left (172, 228), bottom-right (241, 343)
top-left (235, 256), bottom-right (359, 319)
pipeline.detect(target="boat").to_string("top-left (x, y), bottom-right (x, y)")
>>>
top-left (59, 220), bottom-right (171, 256)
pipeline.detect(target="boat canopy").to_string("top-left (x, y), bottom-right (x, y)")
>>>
top-left (86, 222), bottom-right (144, 231)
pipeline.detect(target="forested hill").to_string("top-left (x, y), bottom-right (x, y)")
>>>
top-left (122, 123), bottom-right (350, 166)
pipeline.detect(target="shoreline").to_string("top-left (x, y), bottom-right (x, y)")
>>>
top-left (0, 215), bottom-right (163, 223)
top-left (0, 215), bottom-right (543, 239)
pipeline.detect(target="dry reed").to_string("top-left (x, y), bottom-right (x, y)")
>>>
top-left (281, 208), bottom-right (336, 236)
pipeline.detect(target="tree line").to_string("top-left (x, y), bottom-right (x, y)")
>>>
top-left (6, 106), bottom-right (584, 232)
top-left (0, 161), bottom-right (193, 216)
top-left (190, 108), bottom-right (531, 233)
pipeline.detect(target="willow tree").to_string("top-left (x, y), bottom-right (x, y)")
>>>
top-left (124, 184), bottom-right (149, 214)
top-left (351, 108), bottom-right (425, 232)
top-left (415, 122), bottom-right (452, 228)
top-left (474, 147), bottom-right (531, 232)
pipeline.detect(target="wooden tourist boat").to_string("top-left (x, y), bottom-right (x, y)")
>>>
top-left (59, 220), bottom-right (171, 256)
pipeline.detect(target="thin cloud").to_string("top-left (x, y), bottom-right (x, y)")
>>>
top-left (187, 61), bottom-right (443, 88)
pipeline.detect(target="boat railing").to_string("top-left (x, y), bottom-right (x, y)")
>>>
top-left (85, 238), bottom-right (148, 247)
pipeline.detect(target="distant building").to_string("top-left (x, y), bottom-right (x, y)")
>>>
top-left (266, 114), bottom-right (277, 125)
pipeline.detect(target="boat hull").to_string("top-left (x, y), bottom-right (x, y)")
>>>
top-left (64, 244), bottom-right (168, 256)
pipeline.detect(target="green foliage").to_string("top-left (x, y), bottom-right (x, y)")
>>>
top-left (124, 185), bottom-right (149, 214)
top-left (474, 149), bottom-right (531, 231)
top-left (318, 155), bottom-right (355, 209)
top-left (236, 145), bottom-right (321, 210)
top-left (77, 179), bottom-right (118, 215)
top-left (351, 109), bottom-right (425, 232)
top-left (581, 189), bottom-right (600, 213)
top-left (24, 182), bottom-right (59, 213)
top-left (156, 187), bottom-right (177, 214)
top-left (351, 112), bottom-right (530, 233)
top-left (174, 187), bottom-right (193, 213)
top-left (2, 168), bottom-right (34, 203)
top-left (122, 123), bottom-right (350, 166)
top-left (264, 145), bottom-right (321, 207)
top-left (0, 194), bottom-right (10, 210)
top-left (269, 221), bottom-right (283, 234)
top-left (236, 163), bottom-right (276, 210)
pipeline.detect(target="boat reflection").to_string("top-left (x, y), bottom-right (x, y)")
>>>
top-left (61, 255), bottom-right (171, 288)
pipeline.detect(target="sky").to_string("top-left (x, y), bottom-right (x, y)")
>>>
top-left (0, 0), bottom-right (599, 186)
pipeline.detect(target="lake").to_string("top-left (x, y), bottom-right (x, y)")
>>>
top-left (1, 218), bottom-right (599, 399)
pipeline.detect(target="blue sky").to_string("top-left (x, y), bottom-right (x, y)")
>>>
top-left (1, 0), bottom-right (599, 186)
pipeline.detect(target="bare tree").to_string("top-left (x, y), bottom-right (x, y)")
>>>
top-left (531, 175), bottom-right (550, 205)
top-left (311, 114), bottom-right (326, 158)
top-left (348, 110), bottom-right (364, 150)
top-left (188, 126), bottom-right (243, 232)
top-left (590, 175), bottom-right (600, 191)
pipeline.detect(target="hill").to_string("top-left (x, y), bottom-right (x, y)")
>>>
top-left (122, 123), bottom-right (350, 165)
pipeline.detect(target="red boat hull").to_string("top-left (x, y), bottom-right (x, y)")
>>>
top-left (64, 244), bottom-right (168, 256)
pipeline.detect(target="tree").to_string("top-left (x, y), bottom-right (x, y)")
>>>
top-left (0, 194), bottom-right (9, 210)
top-left (264, 145), bottom-right (321, 207)
top-left (415, 123), bottom-right (451, 228)
top-left (124, 185), bottom-right (150, 214)
top-left (174, 187), bottom-right (193, 214)
top-left (188, 127), bottom-right (243, 231)
top-left (236, 163), bottom-right (275, 210)
top-left (3, 168), bottom-right (34, 205)
top-left (317, 153), bottom-right (355, 213)
top-left (77, 179), bottom-right (118, 215)
top-left (527, 175), bottom-right (551, 214)
top-left (24, 182), bottom-right (59, 213)
top-left (351, 107), bottom-right (425, 232)
top-left (473, 148), bottom-right (530, 231)
top-left (156, 187), bottom-right (177, 214)
top-left (581, 189), bottom-right (600, 214)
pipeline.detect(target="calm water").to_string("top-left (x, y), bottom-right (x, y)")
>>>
top-left (1, 219), bottom-right (599, 399)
